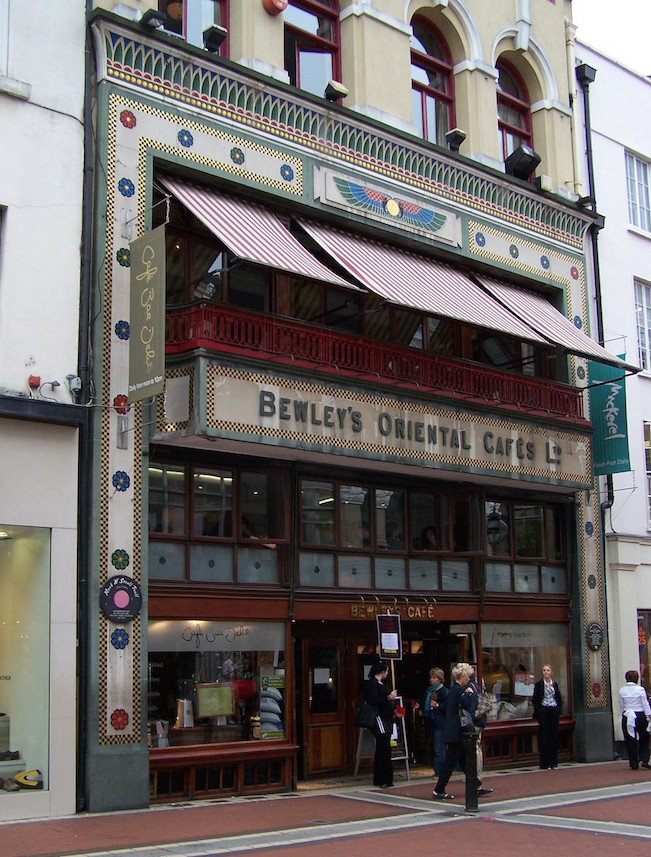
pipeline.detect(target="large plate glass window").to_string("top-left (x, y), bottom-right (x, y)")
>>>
top-left (284, 1), bottom-right (340, 98)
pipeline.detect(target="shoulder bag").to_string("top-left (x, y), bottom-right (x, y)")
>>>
top-left (355, 697), bottom-right (378, 729)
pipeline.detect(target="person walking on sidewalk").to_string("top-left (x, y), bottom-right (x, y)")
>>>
top-left (618, 669), bottom-right (651, 770)
top-left (532, 664), bottom-right (562, 770)
top-left (423, 666), bottom-right (448, 777)
top-left (432, 662), bottom-right (479, 800)
top-left (468, 669), bottom-right (493, 796)
top-left (364, 660), bottom-right (397, 788)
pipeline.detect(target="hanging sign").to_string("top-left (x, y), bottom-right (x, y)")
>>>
top-left (588, 358), bottom-right (631, 475)
top-left (128, 225), bottom-right (166, 404)
top-left (376, 613), bottom-right (402, 660)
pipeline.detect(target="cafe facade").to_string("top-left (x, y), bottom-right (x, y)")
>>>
top-left (85, 5), bottom-right (623, 811)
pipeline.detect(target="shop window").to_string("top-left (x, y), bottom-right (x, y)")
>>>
top-left (147, 619), bottom-right (286, 747)
top-left (411, 492), bottom-right (449, 551)
top-left (339, 484), bottom-right (370, 548)
top-left (375, 556), bottom-right (406, 589)
top-left (241, 471), bottom-right (286, 540)
top-left (325, 290), bottom-right (360, 333)
top-left (410, 17), bottom-right (455, 147)
top-left (307, 644), bottom-right (339, 715)
top-left (409, 558), bottom-right (440, 590)
top-left (193, 468), bottom-right (233, 537)
top-left (452, 495), bottom-right (481, 551)
top-left (375, 489), bottom-right (405, 550)
top-left (150, 463), bottom-right (187, 535)
top-left (638, 611), bottom-right (651, 697)
top-left (496, 60), bottom-right (533, 161)
top-left (645, 423), bottom-right (651, 527)
top-left (484, 500), bottom-right (566, 594)
top-left (301, 480), bottom-right (335, 545)
top-left (284, 0), bottom-right (340, 98)
top-left (149, 462), bottom-right (287, 583)
top-left (514, 504), bottom-right (544, 557)
top-left (338, 554), bottom-right (371, 588)
top-left (0, 526), bottom-right (51, 792)
top-left (442, 559), bottom-right (470, 591)
top-left (299, 551), bottom-right (335, 586)
top-left (480, 621), bottom-right (568, 721)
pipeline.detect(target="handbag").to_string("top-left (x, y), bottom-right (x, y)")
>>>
top-left (354, 697), bottom-right (378, 729)
top-left (459, 706), bottom-right (476, 732)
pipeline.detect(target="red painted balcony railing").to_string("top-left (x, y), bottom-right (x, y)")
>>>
top-left (166, 303), bottom-right (585, 423)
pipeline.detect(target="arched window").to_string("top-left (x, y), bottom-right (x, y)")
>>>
top-left (284, 0), bottom-right (340, 98)
top-left (496, 60), bottom-right (533, 160)
top-left (410, 18), bottom-right (455, 147)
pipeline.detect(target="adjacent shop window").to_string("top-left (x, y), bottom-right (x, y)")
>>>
top-left (496, 60), bottom-right (533, 161)
top-left (340, 485), bottom-right (370, 548)
top-left (284, 0), bottom-right (340, 98)
top-left (638, 611), bottom-right (651, 697)
top-left (480, 622), bottom-right (569, 721)
top-left (147, 619), bottom-right (286, 747)
top-left (0, 526), bottom-right (51, 791)
top-left (410, 17), bottom-right (455, 147)
top-left (484, 500), bottom-right (566, 593)
top-left (645, 423), bottom-right (651, 528)
top-left (635, 280), bottom-right (651, 371)
top-left (149, 461), bottom-right (287, 583)
top-left (626, 152), bottom-right (651, 233)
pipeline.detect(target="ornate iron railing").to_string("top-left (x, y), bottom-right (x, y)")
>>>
top-left (166, 303), bottom-right (585, 423)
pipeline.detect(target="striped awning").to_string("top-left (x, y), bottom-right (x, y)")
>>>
top-left (160, 176), bottom-right (355, 289)
top-left (298, 220), bottom-right (546, 343)
top-left (476, 275), bottom-right (637, 371)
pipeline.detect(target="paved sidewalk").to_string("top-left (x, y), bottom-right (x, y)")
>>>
top-left (1, 761), bottom-right (650, 857)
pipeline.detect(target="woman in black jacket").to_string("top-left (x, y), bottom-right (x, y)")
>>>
top-left (364, 660), bottom-right (397, 788)
top-left (532, 664), bottom-right (563, 769)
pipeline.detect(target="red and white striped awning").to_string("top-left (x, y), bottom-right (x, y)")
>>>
top-left (160, 176), bottom-right (356, 289)
top-left (298, 220), bottom-right (546, 343)
top-left (476, 275), bottom-right (636, 370)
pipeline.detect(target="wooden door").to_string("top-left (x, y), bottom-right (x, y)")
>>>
top-left (301, 637), bottom-right (346, 777)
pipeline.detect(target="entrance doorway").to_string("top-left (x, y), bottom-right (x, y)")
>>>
top-left (294, 622), bottom-right (469, 779)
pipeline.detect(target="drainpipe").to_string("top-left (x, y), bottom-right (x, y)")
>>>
top-left (576, 61), bottom-right (616, 751)
top-left (76, 0), bottom-right (95, 811)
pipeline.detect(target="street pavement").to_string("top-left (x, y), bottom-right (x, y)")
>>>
top-left (1, 760), bottom-right (650, 857)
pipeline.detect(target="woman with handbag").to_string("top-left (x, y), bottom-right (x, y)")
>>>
top-left (364, 660), bottom-right (397, 788)
top-left (532, 664), bottom-right (563, 769)
top-left (432, 662), bottom-right (478, 800)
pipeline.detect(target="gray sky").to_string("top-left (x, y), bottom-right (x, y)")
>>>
top-left (571, 0), bottom-right (651, 77)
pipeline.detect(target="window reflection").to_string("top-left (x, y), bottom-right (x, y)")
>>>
top-left (284, 1), bottom-right (339, 97)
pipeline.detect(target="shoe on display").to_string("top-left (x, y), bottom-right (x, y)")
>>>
top-left (14, 770), bottom-right (43, 789)
top-left (3, 778), bottom-right (20, 792)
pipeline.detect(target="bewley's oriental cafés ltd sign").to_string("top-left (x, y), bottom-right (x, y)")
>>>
top-left (204, 366), bottom-right (591, 487)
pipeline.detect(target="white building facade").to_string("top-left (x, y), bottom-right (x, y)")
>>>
top-left (574, 40), bottom-right (651, 754)
top-left (0, 0), bottom-right (86, 819)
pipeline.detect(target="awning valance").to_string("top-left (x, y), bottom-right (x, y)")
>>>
top-left (160, 176), bottom-right (355, 289)
top-left (298, 220), bottom-right (546, 343)
top-left (476, 275), bottom-right (637, 371)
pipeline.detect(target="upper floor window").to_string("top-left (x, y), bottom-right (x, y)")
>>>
top-left (156, 0), bottom-right (229, 54)
top-left (636, 279), bottom-right (651, 371)
top-left (410, 18), bottom-right (454, 147)
top-left (626, 152), bottom-right (651, 232)
top-left (284, 0), bottom-right (340, 97)
top-left (496, 60), bottom-right (533, 160)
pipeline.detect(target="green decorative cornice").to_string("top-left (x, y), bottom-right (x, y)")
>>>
top-left (92, 14), bottom-right (591, 249)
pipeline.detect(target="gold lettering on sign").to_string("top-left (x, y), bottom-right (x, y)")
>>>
top-left (136, 244), bottom-right (157, 371)
top-left (350, 604), bottom-right (436, 619)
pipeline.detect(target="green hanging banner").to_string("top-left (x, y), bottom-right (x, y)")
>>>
top-left (588, 358), bottom-right (631, 475)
